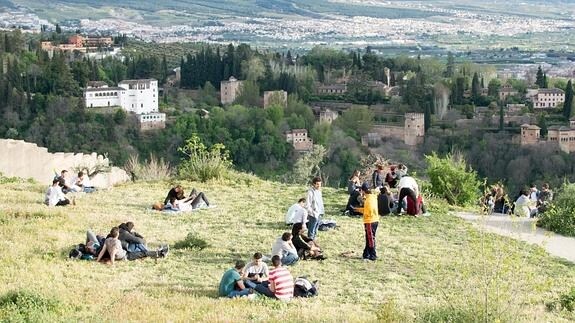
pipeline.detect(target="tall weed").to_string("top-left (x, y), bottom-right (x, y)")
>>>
top-left (124, 153), bottom-right (173, 182)
top-left (426, 152), bottom-right (480, 206)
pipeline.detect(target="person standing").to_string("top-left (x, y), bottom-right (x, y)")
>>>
top-left (360, 183), bottom-right (379, 261)
top-left (305, 177), bottom-right (324, 241)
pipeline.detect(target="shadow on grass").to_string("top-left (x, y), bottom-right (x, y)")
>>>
top-left (254, 221), bottom-right (291, 230)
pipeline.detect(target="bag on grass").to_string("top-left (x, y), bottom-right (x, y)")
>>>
top-left (294, 277), bottom-right (318, 298)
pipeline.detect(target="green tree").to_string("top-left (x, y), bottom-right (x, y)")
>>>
top-left (426, 152), bottom-right (480, 206)
top-left (334, 106), bottom-right (374, 140)
top-left (234, 81), bottom-right (260, 107)
top-left (55, 24), bottom-right (62, 34)
top-left (535, 66), bottom-right (545, 88)
top-left (471, 72), bottom-right (481, 103)
top-left (444, 52), bottom-right (455, 78)
top-left (564, 80), bottom-right (573, 119)
top-left (488, 78), bottom-right (501, 98)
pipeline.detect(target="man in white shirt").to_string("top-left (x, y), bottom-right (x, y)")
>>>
top-left (395, 165), bottom-right (426, 215)
top-left (45, 179), bottom-right (71, 207)
top-left (271, 232), bottom-right (299, 266)
top-left (285, 198), bottom-right (308, 227)
top-left (305, 177), bottom-right (324, 240)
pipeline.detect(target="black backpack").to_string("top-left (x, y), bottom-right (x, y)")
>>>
top-left (293, 277), bottom-right (318, 298)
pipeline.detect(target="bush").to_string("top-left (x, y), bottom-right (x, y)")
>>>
top-left (559, 287), bottom-right (575, 312)
top-left (537, 183), bottom-right (575, 236)
top-left (0, 290), bottom-right (64, 322)
top-left (177, 134), bottom-right (232, 182)
top-left (426, 152), bottom-right (480, 206)
top-left (123, 154), bottom-right (173, 182)
top-left (173, 232), bottom-right (209, 250)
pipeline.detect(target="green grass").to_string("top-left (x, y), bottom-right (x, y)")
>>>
top-left (0, 175), bottom-right (575, 321)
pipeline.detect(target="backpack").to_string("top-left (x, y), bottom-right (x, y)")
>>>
top-left (294, 277), bottom-right (318, 298)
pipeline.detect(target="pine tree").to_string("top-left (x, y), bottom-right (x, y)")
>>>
top-left (564, 80), bottom-right (573, 119)
top-left (55, 24), bottom-right (62, 34)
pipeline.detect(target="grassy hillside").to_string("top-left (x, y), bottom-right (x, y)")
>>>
top-left (0, 174), bottom-right (574, 321)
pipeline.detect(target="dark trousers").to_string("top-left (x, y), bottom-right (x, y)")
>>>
top-left (185, 192), bottom-right (210, 208)
top-left (56, 199), bottom-right (70, 206)
top-left (126, 250), bottom-right (159, 260)
top-left (397, 188), bottom-right (427, 214)
top-left (363, 222), bottom-right (378, 260)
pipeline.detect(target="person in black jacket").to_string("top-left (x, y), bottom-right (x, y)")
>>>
top-left (163, 185), bottom-right (186, 205)
top-left (378, 185), bottom-right (395, 216)
top-left (345, 189), bottom-right (363, 217)
top-left (291, 223), bottom-right (324, 260)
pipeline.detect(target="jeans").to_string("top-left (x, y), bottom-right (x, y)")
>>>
top-left (281, 251), bottom-right (299, 266)
top-left (83, 187), bottom-right (96, 193)
top-left (128, 243), bottom-right (148, 253)
top-left (307, 214), bottom-right (322, 240)
top-left (244, 280), bottom-right (274, 298)
top-left (227, 288), bottom-right (251, 298)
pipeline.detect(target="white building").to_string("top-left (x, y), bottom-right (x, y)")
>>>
top-left (532, 88), bottom-right (565, 109)
top-left (84, 79), bottom-right (164, 130)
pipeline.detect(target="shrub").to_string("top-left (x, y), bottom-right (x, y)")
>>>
top-left (123, 154), bottom-right (173, 182)
top-left (173, 232), bottom-right (209, 250)
top-left (177, 134), bottom-right (232, 182)
top-left (537, 183), bottom-right (575, 236)
top-left (0, 290), bottom-right (64, 322)
top-left (559, 287), bottom-right (575, 312)
top-left (0, 172), bottom-right (23, 184)
top-left (425, 152), bottom-right (480, 206)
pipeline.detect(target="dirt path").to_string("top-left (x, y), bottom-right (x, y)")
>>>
top-left (457, 212), bottom-right (575, 263)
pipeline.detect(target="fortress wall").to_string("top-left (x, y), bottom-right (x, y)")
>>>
top-left (0, 139), bottom-right (129, 187)
top-left (371, 125), bottom-right (405, 141)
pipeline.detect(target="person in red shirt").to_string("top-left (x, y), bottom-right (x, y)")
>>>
top-left (268, 255), bottom-right (294, 301)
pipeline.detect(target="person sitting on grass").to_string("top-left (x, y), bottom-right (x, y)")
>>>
top-left (96, 227), bottom-right (127, 265)
top-left (291, 223), bottom-right (325, 261)
top-left (45, 179), bottom-right (73, 207)
top-left (285, 198), bottom-right (308, 227)
top-left (345, 185), bottom-right (364, 217)
top-left (268, 255), bottom-right (294, 301)
top-left (377, 184), bottom-right (395, 217)
top-left (243, 252), bottom-right (274, 298)
top-left (163, 185), bottom-right (186, 205)
top-left (118, 222), bottom-right (147, 252)
top-left (218, 260), bottom-right (254, 298)
top-left (75, 171), bottom-right (96, 193)
top-left (271, 232), bottom-right (299, 266)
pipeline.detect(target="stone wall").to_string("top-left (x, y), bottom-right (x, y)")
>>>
top-left (0, 139), bottom-right (130, 187)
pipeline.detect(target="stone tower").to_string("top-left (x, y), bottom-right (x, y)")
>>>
top-left (404, 113), bottom-right (425, 146)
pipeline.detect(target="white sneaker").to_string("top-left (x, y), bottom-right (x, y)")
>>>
top-left (246, 294), bottom-right (257, 300)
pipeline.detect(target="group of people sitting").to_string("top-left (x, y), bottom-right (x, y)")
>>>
top-left (483, 183), bottom-right (553, 217)
top-left (218, 252), bottom-right (318, 301)
top-left (152, 185), bottom-right (212, 212)
top-left (44, 169), bottom-right (97, 207)
top-left (346, 164), bottom-right (428, 218)
top-left (70, 221), bottom-right (169, 263)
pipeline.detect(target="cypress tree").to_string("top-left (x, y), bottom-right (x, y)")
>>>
top-left (564, 80), bottom-right (573, 119)
top-left (536, 66), bottom-right (545, 88)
